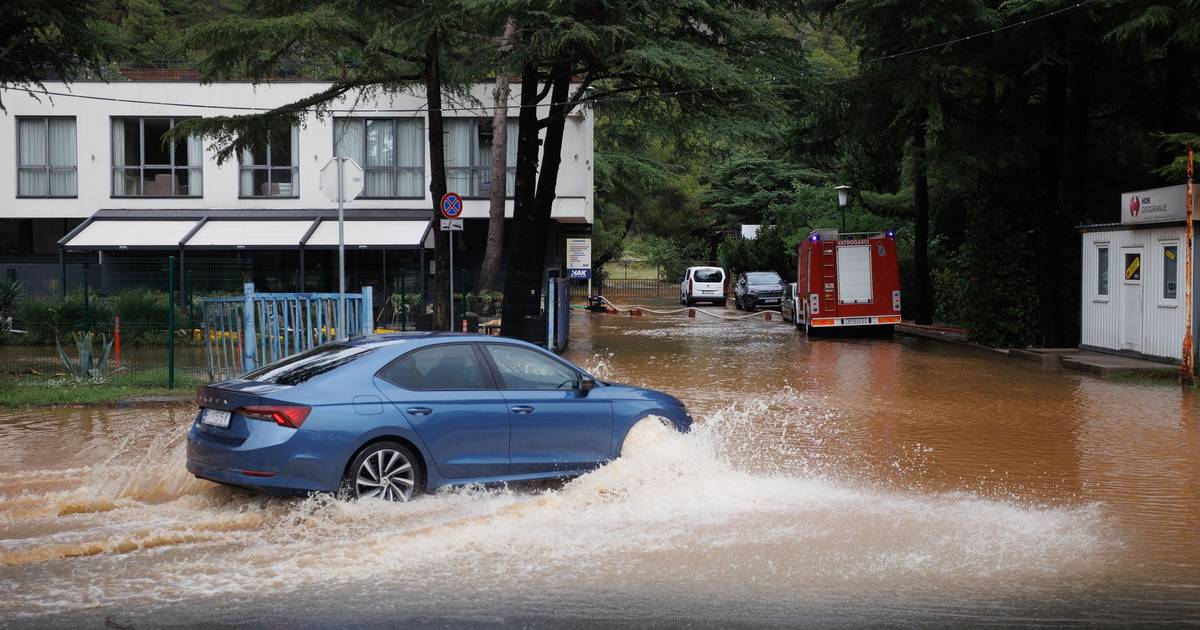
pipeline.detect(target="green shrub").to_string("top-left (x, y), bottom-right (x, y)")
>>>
top-left (12, 289), bottom-right (196, 346)
top-left (110, 289), bottom-right (193, 344)
top-left (16, 292), bottom-right (114, 343)
top-left (954, 210), bottom-right (1040, 348)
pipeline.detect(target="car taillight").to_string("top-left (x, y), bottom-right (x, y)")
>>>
top-left (689, 278), bottom-right (694, 293)
top-left (237, 405), bottom-right (311, 429)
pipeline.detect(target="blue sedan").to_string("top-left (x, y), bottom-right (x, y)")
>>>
top-left (186, 333), bottom-right (692, 501)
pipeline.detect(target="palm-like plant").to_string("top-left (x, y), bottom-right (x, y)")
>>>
top-left (55, 331), bottom-right (115, 382)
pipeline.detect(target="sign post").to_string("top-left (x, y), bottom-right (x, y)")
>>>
top-left (440, 192), bottom-right (464, 331)
top-left (1184, 146), bottom-right (1195, 385)
top-left (320, 158), bottom-right (364, 337)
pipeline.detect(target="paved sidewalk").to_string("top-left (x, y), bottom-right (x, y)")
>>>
top-left (897, 322), bottom-right (1179, 379)
top-left (896, 321), bottom-right (970, 343)
top-left (1011, 347), bottom-right (1178, 377)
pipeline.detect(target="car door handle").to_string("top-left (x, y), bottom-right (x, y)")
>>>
top-left (510, 405), bottom-right (535, 414)
top-left (405, 407), bottom-right (433, 416)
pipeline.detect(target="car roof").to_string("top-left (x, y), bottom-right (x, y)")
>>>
top-left (342, 332), bottom-right (540, 348)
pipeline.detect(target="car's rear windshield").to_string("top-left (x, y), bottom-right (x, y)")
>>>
top-left (693, 269), bottom-right (723, 283)
top-left (243, 343), bottom-right (374, 385)
top-left (748, 272), bottom-right (782, 284)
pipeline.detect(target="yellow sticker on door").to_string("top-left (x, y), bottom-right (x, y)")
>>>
top-left (1125, 254), bottom-right (1141, 280)
top-left (1165, 248), bottom-right (1176, 260)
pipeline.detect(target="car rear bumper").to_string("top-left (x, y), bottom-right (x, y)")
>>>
top-left (186, 421), bottom-right (350, 494)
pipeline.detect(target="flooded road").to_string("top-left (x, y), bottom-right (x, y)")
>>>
top-left (1, 310), bottom-right (1198, 627)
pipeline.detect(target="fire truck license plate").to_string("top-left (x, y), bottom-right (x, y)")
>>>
top-left (842, 317), bottom-right (872, 325)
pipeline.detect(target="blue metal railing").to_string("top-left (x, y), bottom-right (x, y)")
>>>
top-left (203, 282), bottom-right (373, 381)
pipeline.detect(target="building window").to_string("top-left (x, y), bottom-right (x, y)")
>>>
top-left (1096, 245), bottom-right (1109, 298)
top-left (333, 118), bottom-right (424, 198)
top-left (240, 126), bottom-right (299, 197)
top-left (17, 117), bottom-right (77, 197)
top-left (1161, 242), bottom-right (1179, 304)
top-left (111, 117), bottom-right (203, 197)
top-left (444, 118), bottom-right (517, 198)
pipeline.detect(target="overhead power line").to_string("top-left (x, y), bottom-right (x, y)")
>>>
top-left (12, 0), bottom-right (1097, 115)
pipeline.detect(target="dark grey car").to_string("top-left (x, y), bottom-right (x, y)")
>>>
top-left (734, 271), bottom-right (785, 311)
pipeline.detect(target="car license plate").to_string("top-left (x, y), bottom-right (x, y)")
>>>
top-left (701, 290), bottom-right (716, 294)
top-left (842, 317), bottom-right (872, 325)
top-left (765, 298), bottom-right (779, 303)
top-left (201, 408), bottom-right (231, 428)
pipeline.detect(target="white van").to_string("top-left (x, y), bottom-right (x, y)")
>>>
top-left (680, 266), bottom-right (727, 306)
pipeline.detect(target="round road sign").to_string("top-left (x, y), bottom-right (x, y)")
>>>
top-left (440, 192), bottom-right (464, 219)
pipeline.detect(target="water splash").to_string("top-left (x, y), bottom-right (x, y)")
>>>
top-left (0, 398), bottom-right (1115, 622)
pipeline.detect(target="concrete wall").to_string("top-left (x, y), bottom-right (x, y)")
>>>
top-left (1081, 224), bottom-right (1194, 362)
top-left (0, 81), bottom-right (592, 224)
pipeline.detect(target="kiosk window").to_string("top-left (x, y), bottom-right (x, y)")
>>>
top-left (1163, 245), bottom-right (1178, 301)
top-left (1096, 246), bottom-right (1109, 296)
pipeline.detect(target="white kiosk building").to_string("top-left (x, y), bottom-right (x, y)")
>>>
top-left (1080, 184), bottom-right (1197, 362)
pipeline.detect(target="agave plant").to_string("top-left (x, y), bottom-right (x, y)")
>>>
top-left (55, 331), bottom-right (114, 382)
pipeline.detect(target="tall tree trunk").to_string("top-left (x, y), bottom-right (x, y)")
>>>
top-left (499, 62), bottom-right (547, 339)
top-left (424, 32), bottom-right (450, 330)
top-left (1036, 63), bottom-right (1067, 347)
top-left (1056, 48), bottom-right (1091, 346)
top-left (911, 110), bottom-right (933, 325)
top-left (1160, 43), bottom-right (1184, 135)
top-left (500, 61), bottom-right (571, 339)
top-left (478, 17), bottom-right (515, 294)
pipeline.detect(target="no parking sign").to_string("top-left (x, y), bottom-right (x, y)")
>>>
top-left (440, 192), bottom-right (463, 220)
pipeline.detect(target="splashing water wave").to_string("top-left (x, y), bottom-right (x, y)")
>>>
top-left (0, 397), bottom-right (1114, 622)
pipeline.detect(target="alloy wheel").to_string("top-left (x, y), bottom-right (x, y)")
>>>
top-left (355, 448), bottom-right (416, 501)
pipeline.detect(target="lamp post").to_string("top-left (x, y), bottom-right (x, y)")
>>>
top-left (835, 185), bottom-right (851, 233)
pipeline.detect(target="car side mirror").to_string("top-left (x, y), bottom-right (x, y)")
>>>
top-left (578, 375), bottom-right (596, 392)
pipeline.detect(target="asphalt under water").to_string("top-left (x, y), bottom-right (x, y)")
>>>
top-left (1, 310), bottom-right (1198, 627)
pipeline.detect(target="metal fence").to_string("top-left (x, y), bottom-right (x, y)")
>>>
top-left (203, 284), bottom-right (374, 381)
top-left (0, 254), bottom-right (247, 389)
top-left (0, 253), bottom-right (570, 390)
top-left (568, 260), bottom-right (724, 302)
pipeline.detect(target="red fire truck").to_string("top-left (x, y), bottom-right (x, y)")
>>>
top-left (794, 229), bottom-right (902, 333)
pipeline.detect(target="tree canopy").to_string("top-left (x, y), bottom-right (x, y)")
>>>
top-left (8, 0), bottom-right (1198, 347)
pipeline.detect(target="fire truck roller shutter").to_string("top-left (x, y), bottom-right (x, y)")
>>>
top-left (837, 245), bottom-right (873, 304)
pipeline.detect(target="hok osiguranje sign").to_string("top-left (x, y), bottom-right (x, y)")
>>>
top-left (1121, 184), bottom-right (1187, 225)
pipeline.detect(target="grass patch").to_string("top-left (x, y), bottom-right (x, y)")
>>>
top-left (602, 262), bottom-right (663, 280)
top-left (0, 370), bottom-right (203, 407)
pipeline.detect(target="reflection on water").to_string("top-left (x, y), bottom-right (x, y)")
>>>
top-left (0, 310), bottom-right (1198, 627)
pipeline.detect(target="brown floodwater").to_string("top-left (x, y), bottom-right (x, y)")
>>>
top-left (1, 308), bottom-right (1198, 627)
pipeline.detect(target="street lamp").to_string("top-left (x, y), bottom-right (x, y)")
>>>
top-left (835, 185), bottom-right (851, 233)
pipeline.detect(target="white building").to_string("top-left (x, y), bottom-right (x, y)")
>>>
top-left (1080, 184), bottom-right (1198, 363)
top-left (0, 79), bottom-right (593, 294)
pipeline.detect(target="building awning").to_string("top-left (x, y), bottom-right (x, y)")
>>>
top-left (63, 219), bottom-right (200, 249)
top-left (187, 220), bottom-right (315, 247)
top-left (59, 209), bottom-right (433, 251)
top-left (305, 219), bottom-right (429, 248)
